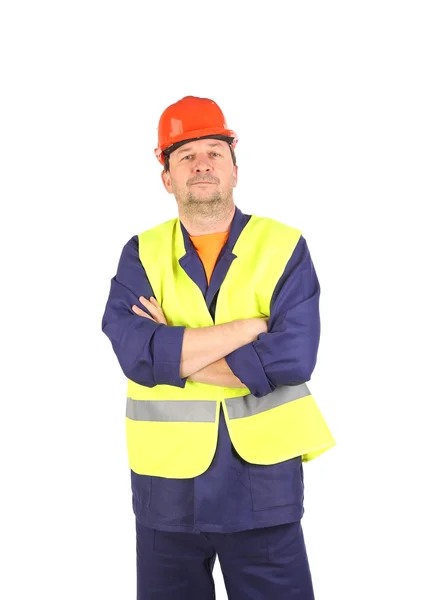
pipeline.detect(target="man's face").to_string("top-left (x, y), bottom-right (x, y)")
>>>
top-left (161, 139), bottom-right (238, 218)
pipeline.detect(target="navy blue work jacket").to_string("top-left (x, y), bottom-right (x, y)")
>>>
top-left (102, 205), bottom-right (321, 533)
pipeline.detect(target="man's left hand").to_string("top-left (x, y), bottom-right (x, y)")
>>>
top-left (132, 296), bottom-right (168, 325)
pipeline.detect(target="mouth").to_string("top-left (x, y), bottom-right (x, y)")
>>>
top-left (191, 181), bottom-right (216, 185)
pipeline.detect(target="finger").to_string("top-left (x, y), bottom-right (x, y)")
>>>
top-left (149, 297), bottom-right (163, 311)
top-left (138, 297), bottom-right (158, 319)
top-left (137, 296), bottom-right (165, 324)
top-left (139, 296), bottom-right (155, 311)
top-left (141, 296), bottom-right (162, 314)
top-left (132, 305), bottom-right (151, 318)
top-left (151, 299), bottom-right (167, 321)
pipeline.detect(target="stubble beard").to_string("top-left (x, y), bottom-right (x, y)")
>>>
top-left (175, 186), bottom-right (234, 221)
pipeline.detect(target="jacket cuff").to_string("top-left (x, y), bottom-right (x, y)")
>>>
top-left (225, 341), bottom-right (275, 398)
top-left (153, 325), bottom-right (188, 388)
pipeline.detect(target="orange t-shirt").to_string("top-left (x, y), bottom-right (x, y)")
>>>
top-left (188, 230), bottom-right (230, 285)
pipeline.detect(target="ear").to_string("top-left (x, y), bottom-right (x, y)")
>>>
top-left (161, 170), bottom-right (173, 194)
top-left (232, 165), bottom-right (238, 188)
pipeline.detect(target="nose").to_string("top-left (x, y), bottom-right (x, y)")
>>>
top-left (193, 154), bottom-right (213, 172)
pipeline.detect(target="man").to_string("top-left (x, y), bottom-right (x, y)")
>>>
top-left (102, 95), bottom-right (336, 599)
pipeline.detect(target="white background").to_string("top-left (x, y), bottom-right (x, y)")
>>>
top-left (1, 1), bottom-right (429, 598)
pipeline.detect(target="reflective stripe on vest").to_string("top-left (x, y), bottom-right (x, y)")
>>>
top-left (225, 383), bottom-right (310, 419)
top-left (126, 398), bottom-right (217, 422)
top-left (126, 383), bottom-right (309, 422)
top-left (125, 214), bottom-right (336, 478)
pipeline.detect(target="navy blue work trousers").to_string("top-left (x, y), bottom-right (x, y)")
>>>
top-left (136, 519), bottom-right (315, 599)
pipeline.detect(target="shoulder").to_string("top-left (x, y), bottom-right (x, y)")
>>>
top-left (137, 217), bottom-right (178, 240)
top-left (250, 213), bottom-right (303, 238)
top-left (120, 234), bottom-right (139, 258)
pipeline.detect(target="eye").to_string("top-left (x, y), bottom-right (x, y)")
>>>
top-left (181, 152), bottom-right (221, 161)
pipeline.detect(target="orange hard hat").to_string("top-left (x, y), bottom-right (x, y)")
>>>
top-left (154, 96), bottom-right (238, 166)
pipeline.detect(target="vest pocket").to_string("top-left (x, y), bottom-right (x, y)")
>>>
top-left (248, 455), bottom-right (304, 511)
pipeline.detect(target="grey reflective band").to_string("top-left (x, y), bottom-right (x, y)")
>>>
top-left (127, 383), bottom-right (310, 422)
top-left (225, 383), bottom-right (311, 420)
top-left (126, 398), bottom-right (217, 422)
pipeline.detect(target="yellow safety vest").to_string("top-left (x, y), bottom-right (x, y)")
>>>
top-left (126, 214), bottom-right (336, 478)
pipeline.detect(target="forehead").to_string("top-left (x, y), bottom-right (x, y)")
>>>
top-left (172, 139), bottom-right (230, 158)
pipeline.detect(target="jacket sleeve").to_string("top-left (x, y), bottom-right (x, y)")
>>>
top-left (224, 235), bottom-right (321, 398)
top-left (101, 235), bottom-right (188, 388)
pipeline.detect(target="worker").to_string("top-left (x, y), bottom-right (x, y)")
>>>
top-left (101, 95), bottom-right (336, 599)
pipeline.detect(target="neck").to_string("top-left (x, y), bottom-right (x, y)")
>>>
top-left (179, 204), bottom-right (236, 236)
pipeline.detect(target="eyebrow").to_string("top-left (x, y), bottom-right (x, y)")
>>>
top-left (176, 142), bottom-right (223, 156)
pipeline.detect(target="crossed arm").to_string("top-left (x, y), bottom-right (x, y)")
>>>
top-left (188, 357), bottom-right (248, 388)
top-left (131, 295), bottom-right (267, 388)
top-left (102, 234), bottom-right (320, 398)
